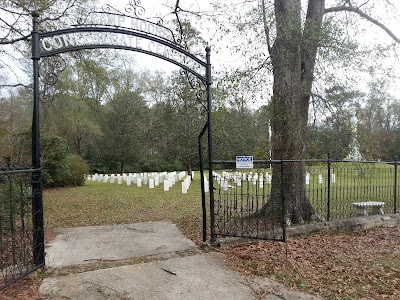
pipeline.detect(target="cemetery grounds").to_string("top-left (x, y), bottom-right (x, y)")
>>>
top-left (1, 167), bottom-right (399, 300)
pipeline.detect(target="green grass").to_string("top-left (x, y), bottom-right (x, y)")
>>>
top-left (44, 164), bottom-right (399, 243)
top-left (215, 163), bottom-right (399, 220)
top-left (43, 172), bottom-right (205, 243)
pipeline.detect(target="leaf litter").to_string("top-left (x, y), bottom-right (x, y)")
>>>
top-left (221, 226), bottom-right (400, 299)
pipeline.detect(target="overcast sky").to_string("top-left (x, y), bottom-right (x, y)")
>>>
top-left (1, 0), bottom-right (399, 100)
top-left (96, 0), bottom-right (400, 91)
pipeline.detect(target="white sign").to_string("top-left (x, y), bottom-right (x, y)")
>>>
top-left (236, 156), bottom-right (254, 169)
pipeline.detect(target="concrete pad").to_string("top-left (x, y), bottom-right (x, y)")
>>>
top-left (40, 253), bottom-right (321, 300)
top-left (46, 221), bottom-right (196, 268)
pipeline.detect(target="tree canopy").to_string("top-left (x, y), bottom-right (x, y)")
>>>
top-left (1, 0), bottom-right (400, 199)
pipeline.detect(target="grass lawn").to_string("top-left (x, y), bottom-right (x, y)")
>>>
top-left (43, 174), bottom-right (206, 243)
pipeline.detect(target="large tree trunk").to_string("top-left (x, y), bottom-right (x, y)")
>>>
top-left (259, 0), bottom-right (325, 224)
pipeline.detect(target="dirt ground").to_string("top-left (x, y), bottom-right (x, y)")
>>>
top-left (1, 225), bottom-right (399, 300)
top-left (221, 225), bottom-right (400, 299)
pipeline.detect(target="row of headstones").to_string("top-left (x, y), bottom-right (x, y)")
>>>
top-left (213, 171), bottom-right (272, 190)
top-left (306, 173), bottom-right (336, 184)
top-left (87, 171), bottom-right (204, 193)
top-left (181, 173), bottom-right (210, 193)
top-left (213, 171), bottom-right (337, 190)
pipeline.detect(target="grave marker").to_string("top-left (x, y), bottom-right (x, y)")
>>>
top-left (149, 178), bottom-right (154, 189)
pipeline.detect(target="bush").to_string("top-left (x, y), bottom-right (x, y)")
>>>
top-left (41, 136), bottom-right (89, 187)
top-left (42, 136), bottom-right (70, 187)
top-left (63, 155), bottom-right (89, 186)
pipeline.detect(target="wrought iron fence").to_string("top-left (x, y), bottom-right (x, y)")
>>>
top-left (306, 159), bottom-right (398, 221)
top-left (212, 160), bottom-right (286, 241)
top-left (0, 167), bottom-right (39, 290)
top-left (211, 159), bottom-right (399, 241)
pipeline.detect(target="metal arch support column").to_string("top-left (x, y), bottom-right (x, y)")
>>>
top-left (205, 47), bottom-right (216, 242)
top-left (31, 11), bottom-right (45, 267)
top-left (198, 122), bottom-right (208, 242)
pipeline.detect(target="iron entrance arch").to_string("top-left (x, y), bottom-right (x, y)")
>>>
top-left (29, 6), bottom-right (215, 274)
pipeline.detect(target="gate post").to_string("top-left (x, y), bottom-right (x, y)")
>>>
top-left (327, 154), bottom-right (331, 221)
top-left (31, 11), bottom-right (45, 266)
top-left (280, 158), bottom-right (287, 242)
top-left (205, 47), bottom-right (216, 242)
top-left (394, 156), bottom-right (398, 214)
top-left (198, 123), bottom-right (208, 242)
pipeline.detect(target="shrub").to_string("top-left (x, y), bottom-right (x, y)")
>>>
top-left (41, 136), bottom-right (89, 187)
top-left (42, 136), bottom-right (70, 187)
top-left (64, 155), bottom-right (89, 186)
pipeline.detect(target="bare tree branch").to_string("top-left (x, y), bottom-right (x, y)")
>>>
top-left (325, 4), bottom-right (400, 44)
top-left (0, 83), bottom-right (30, 88)
top-left (40, 0), bottom-right (79, 23)
top-left (0, 0), bottom-right (81, 45)
top-left (260, 0), bottom-right (272, 56)
top-left (0, 35), bottom-right (30, 45)
top-left (0, 13), bottom-right (29, 44)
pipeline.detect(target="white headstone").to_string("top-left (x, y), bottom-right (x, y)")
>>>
top-left (182, 182), bottom-right (187, 193)
top-left (149, 178), bottom-right (154, 189)
top-left (204, 179), bottom-right (209, 193)
top-left (266, 173), bottom-right (271, 184)
top-left (137, 177), bottom-right (142, 187)
top-left (143, 173), bottom-right (148, 185)
top-left (164, 179), bottom-right (170, 191)
top-left (306, 173), bottom-right (310, 185)
top-left (318, 174), bottom-right (323, 184)
top-left (223, 179), bottom-right (229, 191)
top-left (331, 173), bottom-right (336, 183)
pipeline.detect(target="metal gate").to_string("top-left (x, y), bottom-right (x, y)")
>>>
top-left (207, 160), bottom-right (286, 242)
top-left (0, 166), bottom-right (44, 289)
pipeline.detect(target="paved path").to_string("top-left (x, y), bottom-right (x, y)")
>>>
top-left (40, 221), bottom-right (322, 300)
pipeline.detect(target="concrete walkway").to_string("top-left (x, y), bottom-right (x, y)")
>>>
top-left (40, 221), bottom-right (322, 300)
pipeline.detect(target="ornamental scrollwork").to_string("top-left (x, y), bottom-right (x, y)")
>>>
top-left (180, 69), bottom-right (208, 115)
top-left (124, 0), bottom-right (145, 17)
top-left (32, 172), bottom-right (41, 185)
top-left (39, 55), bottom-right (67, 87)
top-left (101, 0), bottom-right (145, 18)
top-left (38, 55), bottom-right (67, 104)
